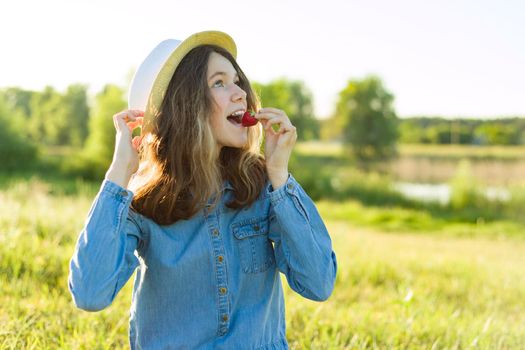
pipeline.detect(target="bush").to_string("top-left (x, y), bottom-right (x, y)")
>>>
top-left (60, 150), bottom-right (108, 181)
top-left (506, 184), bottom-right (525, 223)
top-left (289, 153), bottom-right (414, 207)
top-left (448, 160), bottom-right (486, 210)
top-left (0, 93), bottom-right (39, 171)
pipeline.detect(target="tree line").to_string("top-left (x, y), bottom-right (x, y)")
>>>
top-left (1, 75), bottom-right (524, 175)
top-left (0, 79), bottom-right (320, 175)
top-left (398, 117), bottom-right (525, 145)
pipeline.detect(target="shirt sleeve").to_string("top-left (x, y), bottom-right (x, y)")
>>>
top-left (68, 179), bottom-right (147, 312)
top-left (266, 173), bottom-right (337, 301)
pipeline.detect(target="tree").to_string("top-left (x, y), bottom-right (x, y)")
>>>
top-left (252, 79), bottom-right (319, 140)
top-left (5, 85), bottom-right (89, 147)
top-left (75, 84), bottom-right (126, 179)
top-left (335, 76), bottom-right (398, 160)
top-left (398, 119), bottom-right (424, 143)
top-left (1, 87), bottom-right (36, 140)
top-left (0, 92), bottom-right (38, 171)
top-left (63, 84), bottom-right (90, 147)
top-left (474, 123), bottom-right (521, 145)
top-left (29, 86), bottom-right (64, 145)
top-left (2, 87), bottom-right (34, 118)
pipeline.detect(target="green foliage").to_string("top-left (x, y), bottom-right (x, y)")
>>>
top-left (62, 84), bottom-right (90, 147)
top-left (506, 184), bottom-right (525, 220)
top-left (424, 123), bottom-right (473, 145)
top-left (2, 87), bottom-right (34, 118)
top-left (65, 84), bottom-right (125, 180)
top-left (0, 93), bottom-right (39, 171)
top-left (290, 152), bottom-right (414, 207)
top-left (29, 86), bottom-right (67, 145)
top-left (252, 79), bottom-right (319, 140)
top-left (399, 117), bottom-right (525, 145)
top-left (319, 118), bottom-right (342, 141)
top-left (474, 123), bottom-right (521, 145)
top-left (398, 119), bottom-right (422, 144)
top-left (291, 142), bottom-right (525, 227)
top-left (335, 76), bottom-right (399, 160)
top-left (4, 85), bottom-right (90, 147)
top-left (449, 160), bottom-right (487, 210)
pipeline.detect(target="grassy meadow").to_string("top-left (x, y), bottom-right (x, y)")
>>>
top-left (1, 142), bottom-right (525, 349)
top-left (296, 142), bottom-right (525, 160)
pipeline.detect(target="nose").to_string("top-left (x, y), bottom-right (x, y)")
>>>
top-left (231, 84), bottom-right (247, 102)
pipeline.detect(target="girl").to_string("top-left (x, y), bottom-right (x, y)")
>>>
top-left (69, 30), bottom-right (337, 350)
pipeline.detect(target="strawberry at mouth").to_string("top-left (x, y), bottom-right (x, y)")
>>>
top-left (227, 114), bottom-right (243, 125)
top-left (226, 109), bottom-right (246, 126)
top-left (241, 111), bottom-right (258, 127)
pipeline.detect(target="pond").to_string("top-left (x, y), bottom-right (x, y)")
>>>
top-left (394, 182), bottom-right (511, 204)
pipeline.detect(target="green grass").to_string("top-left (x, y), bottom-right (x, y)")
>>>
top-left (295, 141), bottom-right (345, 157)
top-left (296, 141), bottom-right (525, 161)
top-left (316, 200), bottom-right (525, 239)
top-left (285, 223), bottom-right (525, 349)
top-left (1, 175), bottom-right (525, 348)
top-left (399, 144), bottom-right (525, 161)
top-left (0, 177), bottom-right (129, 349)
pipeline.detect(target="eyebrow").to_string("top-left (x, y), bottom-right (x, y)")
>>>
top-left (208, 71), bottom-right (239, 81)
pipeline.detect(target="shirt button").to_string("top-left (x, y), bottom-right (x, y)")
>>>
top-left (222, 314), bottom-right (228, 322)
top-left (286, 183), bottom-right (293, 190)
top-left (219, 287), bottom-right (227, 295)
top-left (119, 190), bottom-right (128, 197)
top-left (218, 255), bottom-right (224, 263)
top-left (253, 224), bottom-right (260, 231)
top-left (212, 229), bottom-right (219, 236)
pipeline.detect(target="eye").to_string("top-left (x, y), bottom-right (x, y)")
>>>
top-left (234, 80), bottom-right (241, 86)
top-left (212, 80), bottom-right (224, 88)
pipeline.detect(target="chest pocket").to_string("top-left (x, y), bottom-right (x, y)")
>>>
top-left (232, 216), bottom-right (275, 274)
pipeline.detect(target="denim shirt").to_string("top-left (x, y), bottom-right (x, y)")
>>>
top-left (69, 173), bottom-right (337, 350)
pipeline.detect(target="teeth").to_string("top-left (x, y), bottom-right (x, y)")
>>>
top-left (229, 110), bottom-right (245, 117)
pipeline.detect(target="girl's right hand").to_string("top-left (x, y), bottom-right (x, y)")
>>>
top-left (111, 109), bottom-right (144, 176)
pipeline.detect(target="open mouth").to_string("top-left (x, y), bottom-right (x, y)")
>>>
top-left (227, 111), bottom-right (244, 126)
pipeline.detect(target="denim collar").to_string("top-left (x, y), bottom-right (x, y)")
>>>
top-left (223, 180), bottom-right (234, 191)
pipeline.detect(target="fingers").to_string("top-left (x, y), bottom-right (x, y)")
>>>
top-left (265, 121), bottom-right (293, 135)
top-left (255, 108), bottom-right (284, 122)
top-left (113, 110), bottom-right (144, 133)
top-left (255, 109), bottom-right (295, 135)
top-left (263, 118), bottom-right (293, 134)
top-left (258, 107), bottom-right (284, 115)
top-left (132, 135), bottom-right (144, 151)
top-left (127, 117), bottom-right (144, 132)
top-left (255, 108), bottom-right (288, 127)
top-left (114, 109), bottom-right (144, 123)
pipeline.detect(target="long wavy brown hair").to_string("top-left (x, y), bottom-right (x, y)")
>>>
top-left (128, 45), bottom-right (267, 225)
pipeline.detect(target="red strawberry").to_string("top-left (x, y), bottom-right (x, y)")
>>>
top-left (241, 111), bottom-right (258, 127)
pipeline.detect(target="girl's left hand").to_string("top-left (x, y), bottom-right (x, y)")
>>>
top-left (255, 108), bottom-right (297, 184)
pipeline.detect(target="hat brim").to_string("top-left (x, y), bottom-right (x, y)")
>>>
top-left (141, 31), bottom-right (237, 134)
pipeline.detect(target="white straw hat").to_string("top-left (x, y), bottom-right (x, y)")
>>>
top-left (128, 31), bottom-right (237, 133)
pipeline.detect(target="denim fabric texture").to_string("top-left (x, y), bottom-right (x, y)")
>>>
top-left (69, 173), bottom-right (337, 349)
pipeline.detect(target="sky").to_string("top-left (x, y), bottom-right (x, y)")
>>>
top-left (1, 0), bottom-right (524, 119)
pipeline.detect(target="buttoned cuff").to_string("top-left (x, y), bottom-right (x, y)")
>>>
top-left (100, 179), bottom-right (134, 204)
top-left (266, 173), bottom-right (300, 204)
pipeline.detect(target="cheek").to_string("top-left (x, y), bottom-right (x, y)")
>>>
top-left (209, 110), bottom-right (224, 130)
top-left (210, 89), bottom-right (226, 107)
top-left (209, 115), bottom-right (228, 144)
